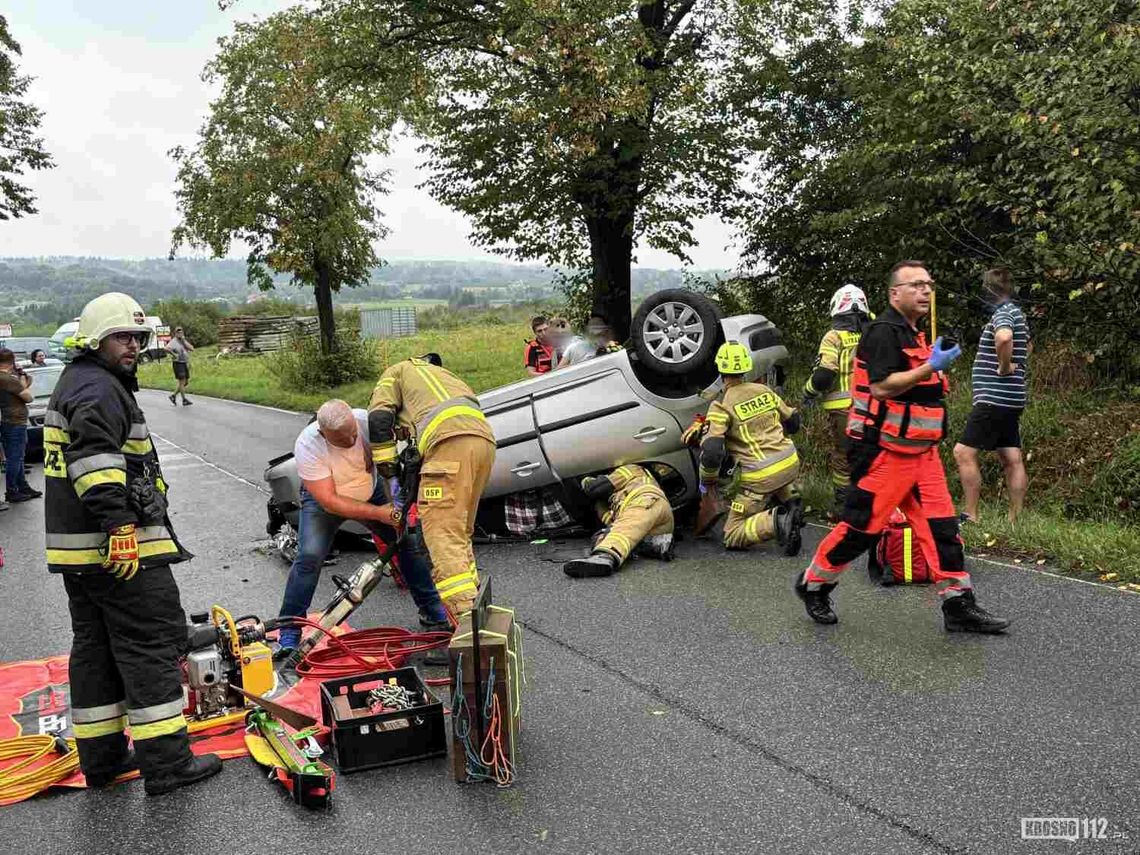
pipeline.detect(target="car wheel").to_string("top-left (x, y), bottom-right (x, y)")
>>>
top-left (632, 289), bottom-right (723, 378)
top-left (137, 352), bottom-right (151, 365)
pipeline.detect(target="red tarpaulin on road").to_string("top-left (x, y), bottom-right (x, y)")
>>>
top-left (0, 622), bottom-right (349, 803)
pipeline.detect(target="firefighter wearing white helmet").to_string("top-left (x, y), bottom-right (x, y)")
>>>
top-left (44, 292), bottom-right (223, 796)
top-left (695, 341), bottom-right (805, 554)
top-left (803, 284), bottom-right (874, 518)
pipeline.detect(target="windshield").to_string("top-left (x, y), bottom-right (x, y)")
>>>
top-left (28, 366), bottom-right (64, 399)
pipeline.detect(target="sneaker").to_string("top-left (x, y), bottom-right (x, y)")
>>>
top-left (563, 551), bottom-right (618, 578)
top-left (794, 572), bottom-right (838, 625)
top-left (182, 398), bottom-right (193, 406)
top-left (19, 486), bottom-right (42, 499)
top-left (169, 394), bottom-right (177, 405)
top-left (84, 749), bottom-right (138, 787)
top-left (418, 608), bottom-right (451, 632)
top-left (143, 754), bottom-right (223, 796)
top-left (5, 492), bottom-right (32, 503)
top-left (942, 591), bottom-right (1010, 634)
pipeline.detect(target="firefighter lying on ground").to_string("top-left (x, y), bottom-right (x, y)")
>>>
top-left (562, 464), bottom-right (675, 578)
top-left (802, 284), bottom-right (872, 519)
top-left (697, 341), bottom-right (805, 556)
top-left (368, 353), bottom-right (495, 616)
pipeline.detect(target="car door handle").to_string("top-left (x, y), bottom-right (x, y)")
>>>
top-left (511, 461), bottom-right (543, 476)
top-left (634, 426), bottom-right (668, 442)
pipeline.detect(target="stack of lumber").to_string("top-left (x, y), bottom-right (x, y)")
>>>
top-left (217, 316), bottom-right (318, 353)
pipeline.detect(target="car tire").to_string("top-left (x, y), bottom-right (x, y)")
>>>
top-left (631, 289), bottom-right (723, 378)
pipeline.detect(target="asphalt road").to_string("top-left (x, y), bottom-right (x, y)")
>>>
top-left (2, 389), bottom-right (1137, 855)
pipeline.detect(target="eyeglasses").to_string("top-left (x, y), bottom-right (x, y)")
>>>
top-left (895, 280), bottom-right (936, 292)
top-left (111, 332), bottom-right (147, 345)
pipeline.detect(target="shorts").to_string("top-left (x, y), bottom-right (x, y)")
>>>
top-left (960, 403), bottom-right (1022, 450)
top-left (172, 362), bottom-right (190, 381)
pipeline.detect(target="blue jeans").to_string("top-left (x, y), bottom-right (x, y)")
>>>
top-left (277, 482), bottom-right (443, 647)
top-left (0, 424), bottom-right (29, 496)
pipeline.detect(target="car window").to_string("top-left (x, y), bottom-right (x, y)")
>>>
top-left (28, 367), bottom-right (64, 398)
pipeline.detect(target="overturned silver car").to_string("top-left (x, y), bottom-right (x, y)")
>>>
top-left (264, 290), bottom-right (788, 537)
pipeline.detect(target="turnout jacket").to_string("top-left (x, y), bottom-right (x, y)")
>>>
top-left (367, 358), bottom-right (494, 465)
top-left (700, 382), bottom-right (799, 489)
top-left (803, 313), bottom-right (866, 410)
top-left (43, 357), bottom-right (189, 573)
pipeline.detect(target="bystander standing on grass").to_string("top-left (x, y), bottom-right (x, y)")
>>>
top-left (953, 268), bottom-right (1032, 525)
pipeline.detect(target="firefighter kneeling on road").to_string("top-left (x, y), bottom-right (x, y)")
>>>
top-left (699, 341), bottom-right (805, 555)
top-left (368, 353), bottom-right (495, 617)
top-left (802, 285), bottom-right (872, 518)
top-left (44, 293), bottom-right (222, 796)
top-left (794, 260), bottom-right (1010, 634)
top-left (563, 464), bottom-right (675, 578)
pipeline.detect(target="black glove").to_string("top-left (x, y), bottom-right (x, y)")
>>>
top-left (129, 477), bottom-right (168, 524)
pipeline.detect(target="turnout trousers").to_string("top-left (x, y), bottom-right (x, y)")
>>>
top-left (596, 492), bottom-right (674, 565)
top-left (826, 409), bottom-right (852, 490)
top-left (417, 434), bottom-right (496, 614)
top-left (803, 445), bottom-right (972, 599)
top-left (63, 565), bottom-right (194, 781)
top-left (723, 461), bottom-right (800, 549)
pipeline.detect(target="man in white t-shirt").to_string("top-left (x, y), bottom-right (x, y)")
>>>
top-left (276, 399), bottom-right (447, 654)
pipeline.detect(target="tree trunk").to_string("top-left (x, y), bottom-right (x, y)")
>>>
top-left (586, 212), bottom-right (635, 342)
top-left (314, 256), bottom-right (336, 355)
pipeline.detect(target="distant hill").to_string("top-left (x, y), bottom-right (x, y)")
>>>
top-left (0, 256), bottom-right (722, 328)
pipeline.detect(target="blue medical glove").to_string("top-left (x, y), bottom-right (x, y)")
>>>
top-left (927, 336), bottom-right (962, 372)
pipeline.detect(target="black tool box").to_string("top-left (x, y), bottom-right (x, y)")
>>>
top-left (319, 667), bottom-right (446, 773)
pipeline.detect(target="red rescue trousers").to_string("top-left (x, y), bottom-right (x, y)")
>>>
top-left (803, 445), bottom-right (972, 599)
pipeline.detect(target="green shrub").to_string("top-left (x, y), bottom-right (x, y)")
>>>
top-left (269, 330), bottom-right (378, 391)
top-left (152, 298), bottom-right (228, 346)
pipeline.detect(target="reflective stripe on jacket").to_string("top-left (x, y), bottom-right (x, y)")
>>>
top-left (847, 332), bottom-right (949, 454)
top-left (43, 357), bottom-right (188, 573)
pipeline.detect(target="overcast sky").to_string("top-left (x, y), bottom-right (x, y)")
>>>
top-left (0, 1), bottom-right (741, 269)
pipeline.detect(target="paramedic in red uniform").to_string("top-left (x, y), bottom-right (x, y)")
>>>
top-left (794, 260), bottom-right (1010, 634)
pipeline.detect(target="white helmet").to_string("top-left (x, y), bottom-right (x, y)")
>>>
top-left (67, 292), bottom-right (152, 352)
top-left (830, 284), bottom-right (869, 317)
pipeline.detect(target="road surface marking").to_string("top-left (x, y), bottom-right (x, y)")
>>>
top-left (151, 433), bottom-right (268, 495)
top-left (139, 388), bottom-right (307, 417)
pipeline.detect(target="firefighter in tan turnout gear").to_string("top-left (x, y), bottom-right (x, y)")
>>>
top-left (700, 341), bottom-right (806, 555)
top-left (563, 464), bottom-right (675, 578)
top-left (802, 285), bottom-right (872, 517)
top-left (44, 292), bottom-right (222, 796)
top-left (368, 353), bottom-right (495, 615)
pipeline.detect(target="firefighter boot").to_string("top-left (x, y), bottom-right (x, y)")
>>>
top-left (563, 551), bottom-right (619, 579)
top-left (941, 591), bottom-right (1010, 634)
top-left (143, 753), bottom-right (223, 797)
top-left (635, 533), bottom-right (675, 561)
top-left (84, 749), bottom-right (138, 787)
top-left (775, 501), bottom-right (805, 557)
top-left (794, 572), bottom-right (838, 625)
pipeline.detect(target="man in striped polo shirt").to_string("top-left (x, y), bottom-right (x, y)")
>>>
top-left (954, 268), bottom-right (1031, 524)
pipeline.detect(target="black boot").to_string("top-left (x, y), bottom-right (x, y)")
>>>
top-left (942, 591), bottom-right (1010, 634)
top-left (143, 753), bottom-right (223, 796)
top-left (794, 572), bottom-right (838, 624)
top-left (563, 551), bottom-right (618, 578)
top-left (84, 749), bottom-right (138, 787)
top-left (775, 502), bottom-right (805, 557)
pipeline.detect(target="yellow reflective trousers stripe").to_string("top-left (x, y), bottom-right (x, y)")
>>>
top-left (121, 438), bottom-right (154, 455)
top-left (73, 714), bottom-right (129, 739)
top-left (130, 714), bottom-right (187, 741)
top-left (44, 427), bottom-right (71, 443)
top-left (903, 527), bottom-right (913, 583)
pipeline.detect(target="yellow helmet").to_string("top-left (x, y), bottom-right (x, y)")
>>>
top-left (67, 292), bottom-right (151, 352)
top-left (715, 340), bottom-right (752, 375)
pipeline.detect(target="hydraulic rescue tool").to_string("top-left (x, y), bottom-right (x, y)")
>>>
top-left (279, 445), bottom-right (426, 670)
top-left (235, 687), bottom-right (335, 809)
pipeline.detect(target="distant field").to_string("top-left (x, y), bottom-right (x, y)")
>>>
top-left (137, 322), bottom-right (530, 413)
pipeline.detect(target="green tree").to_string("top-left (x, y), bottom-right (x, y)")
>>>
top-left (740, 0), bottom-right (1140, 365)
top-left (317, 0), bottom-right (819, 340)
top-left (150, 299), bottom-right (228, 347)
top-left (169, 8), bottom-right (397, 354)
top-left (0, 14), bottom-right (54, 220)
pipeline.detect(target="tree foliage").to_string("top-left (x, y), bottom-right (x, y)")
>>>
top-left (170, 8), bottom-right (397, 353)
top-left (0, 14), bottom-right (53, 220)
top-left (316, 0), bottom-right (821, 339)
top-left (739, 0), bottom-right (1140, 366)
